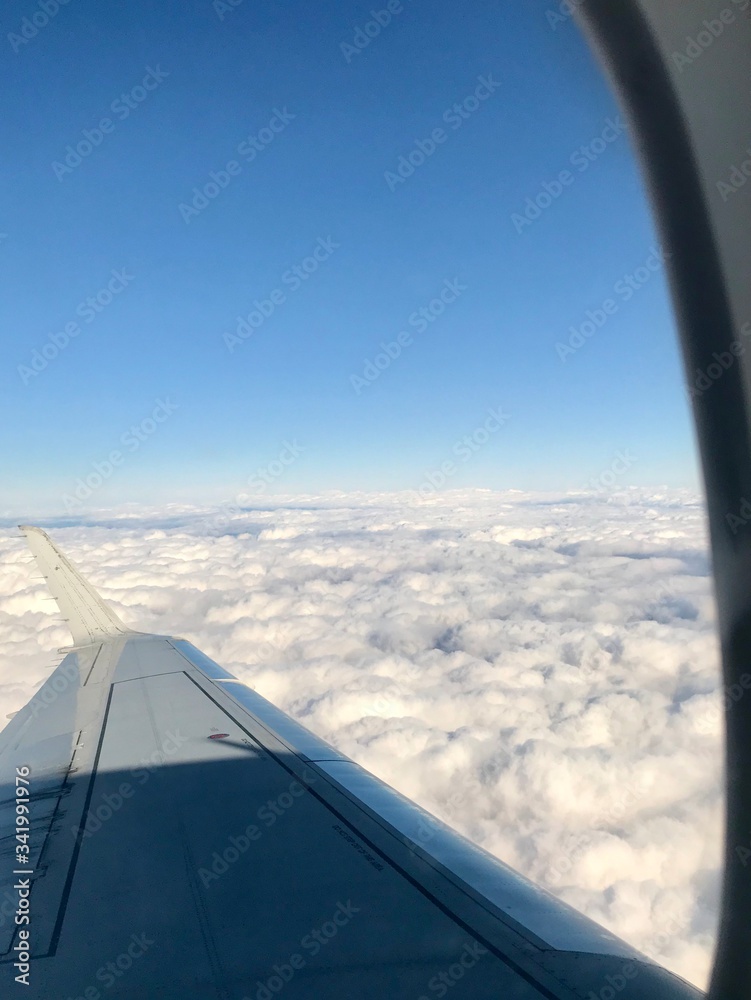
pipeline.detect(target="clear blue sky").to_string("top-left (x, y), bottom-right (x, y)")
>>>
top-left (0, 0), bottom-right (699, 513)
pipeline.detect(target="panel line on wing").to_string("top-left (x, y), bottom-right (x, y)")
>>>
top-left (47, 684), bottom-right (115, 957)
top-left (82, 645), bottom-right (103, 686)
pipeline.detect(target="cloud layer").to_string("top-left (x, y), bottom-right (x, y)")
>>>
top-left (0, 489), bottom-right (721, 987)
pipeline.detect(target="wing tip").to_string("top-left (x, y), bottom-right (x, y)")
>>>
top-left (20, 525), bottom-right (137, 644)
top-left (19, 525), bottom-right (48, 538)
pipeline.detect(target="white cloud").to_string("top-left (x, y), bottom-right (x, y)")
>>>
top-left (0, 488), bottom-right (721, 987)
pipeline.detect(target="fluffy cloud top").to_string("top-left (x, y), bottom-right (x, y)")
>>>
top-left (0, 488), bottom-right (721, 987)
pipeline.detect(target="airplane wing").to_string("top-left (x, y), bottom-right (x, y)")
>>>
top-left (0, 528), bottom-right (701, 998)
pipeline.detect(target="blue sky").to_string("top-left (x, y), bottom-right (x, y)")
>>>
top-left (0, 0), bottom-right (699, 512)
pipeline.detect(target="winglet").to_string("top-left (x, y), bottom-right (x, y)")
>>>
top-left (20, 526), bottom-right (136, 646)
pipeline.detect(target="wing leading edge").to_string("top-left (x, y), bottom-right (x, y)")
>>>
top-left (0, 529), bottom-right (702, 999)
